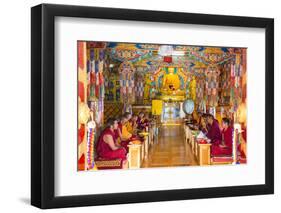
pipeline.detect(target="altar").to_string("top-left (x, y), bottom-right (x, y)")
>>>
top-left (151, 67), bottom-right (187, 124)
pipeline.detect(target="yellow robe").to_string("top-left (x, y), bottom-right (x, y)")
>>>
top-left (124, 121), bottom-right (133, 134)
top-left (122, 124), bottom-right (141, 145)
top-left (122, 125), bottom-right (132, 140)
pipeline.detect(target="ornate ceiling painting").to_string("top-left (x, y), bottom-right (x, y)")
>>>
top-left (105, 42), bottom-right (235, 77)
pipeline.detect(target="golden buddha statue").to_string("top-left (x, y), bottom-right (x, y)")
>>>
top-left (162, 67), bottom-right (180, 91)
top-left (160, 67), bottom-right (185, 97)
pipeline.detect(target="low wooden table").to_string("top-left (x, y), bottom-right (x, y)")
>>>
top-left (139, 132), bottom-right (149, 159)
top-left (127, 143), bottom-right (142, 169)
top-left (197, 143), bottom-right (212, 165)
top-left (185, 125), bottom-right (211, 166)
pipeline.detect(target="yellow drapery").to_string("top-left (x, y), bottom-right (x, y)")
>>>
top-left (152, 100), bottom-right (163, 115)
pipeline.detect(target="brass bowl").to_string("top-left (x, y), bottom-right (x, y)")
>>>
top-left (138, 132), bottom-right (149, 137)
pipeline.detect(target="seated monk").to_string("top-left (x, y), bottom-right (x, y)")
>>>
top-left (136, 112), bottom-right (145, 130)
top-left (194, 112), bottom-right (202, 125)
top-left (211, 117), bottom-right (233, 156)
top-left (116, 115), bottom-right (142, 152)
top-left (198, 114), bottom-right (209, 133)
top-left (191, 111), bottom-right (199, 124)
top-left (142, 113), bottom-right (150, 129)
top-left (195, 113), bottom-right (208, 133)
top-left (203, 114), bottom-right (222, 146)
top-left (96, 118), bottom-right (127, 161)
top-left (138, 113), bottom-right (150, 130)
top-left (130, 114), bottom-right (139, 134)
top-left (123, 112), bottom-right (133, 134)
top-left (124, 113), bottom-right (140, 134)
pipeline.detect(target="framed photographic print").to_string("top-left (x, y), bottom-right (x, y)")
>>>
top-left (31, 3), bottom-right (274, 209)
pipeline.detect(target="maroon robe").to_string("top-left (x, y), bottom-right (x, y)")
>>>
top-left (137, 117), bottom-right (149, 130)
top-left (203, 119), bottom-right (222, 144)
top-left (211, 127), bottom-right (233, 156)
top-left (96, 127), bottom-right (127, 160)
top-left (114, 123), bottom-right (123, 139)
top-left (136, 117), bottom-right (143, 129)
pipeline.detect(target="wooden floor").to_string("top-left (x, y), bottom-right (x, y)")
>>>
top-left (142, 124), bottom-right (198, 168)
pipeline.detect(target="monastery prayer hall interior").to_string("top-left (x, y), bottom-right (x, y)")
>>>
top-left (77, 41), bottom-right (247, 171)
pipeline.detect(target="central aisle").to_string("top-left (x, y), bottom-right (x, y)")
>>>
top-left (142, 125), bottom-right (198, 168)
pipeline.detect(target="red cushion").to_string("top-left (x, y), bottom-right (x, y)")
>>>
top-left (212, 156), bottom-right (233, 163)
top-left (94, 157), bottom-right (123, 169)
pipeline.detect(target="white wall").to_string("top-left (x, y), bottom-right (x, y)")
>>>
top-left (0, 0), bottom-right (279, 212)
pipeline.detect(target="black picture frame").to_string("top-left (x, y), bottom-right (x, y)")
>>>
top-left (31, 3), bottom-right (274, 209)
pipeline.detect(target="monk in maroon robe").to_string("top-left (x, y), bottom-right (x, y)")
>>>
top-left (137, 112), bottom-right (148, 130)
top-left (211, 117), bottom-right (233, 156)
top-left (130, 114), bottom-right (138, 133)
top-left (96, 118), bottom-right (127, 160)
top-left (114, 115), bottom-right (133, 152)
top-left (198, 114), bottom-right (208, 132)
top-left (202, 114), bottom-right (222, 145)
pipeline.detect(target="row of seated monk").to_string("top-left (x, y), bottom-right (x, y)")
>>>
top-left (188, 113), bottom-right (246, 158)
top-left (95, 112), bottom-right (152, 165)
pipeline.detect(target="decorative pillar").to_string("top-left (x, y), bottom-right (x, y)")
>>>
top-left (233, 123), bottom-right (241, 164)
top-left (205, 65), bottom-right (220, 110)
top-left (78, 41), bottom-right (89, 171)
top-left (118, 60), bottom-right (136, 105)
